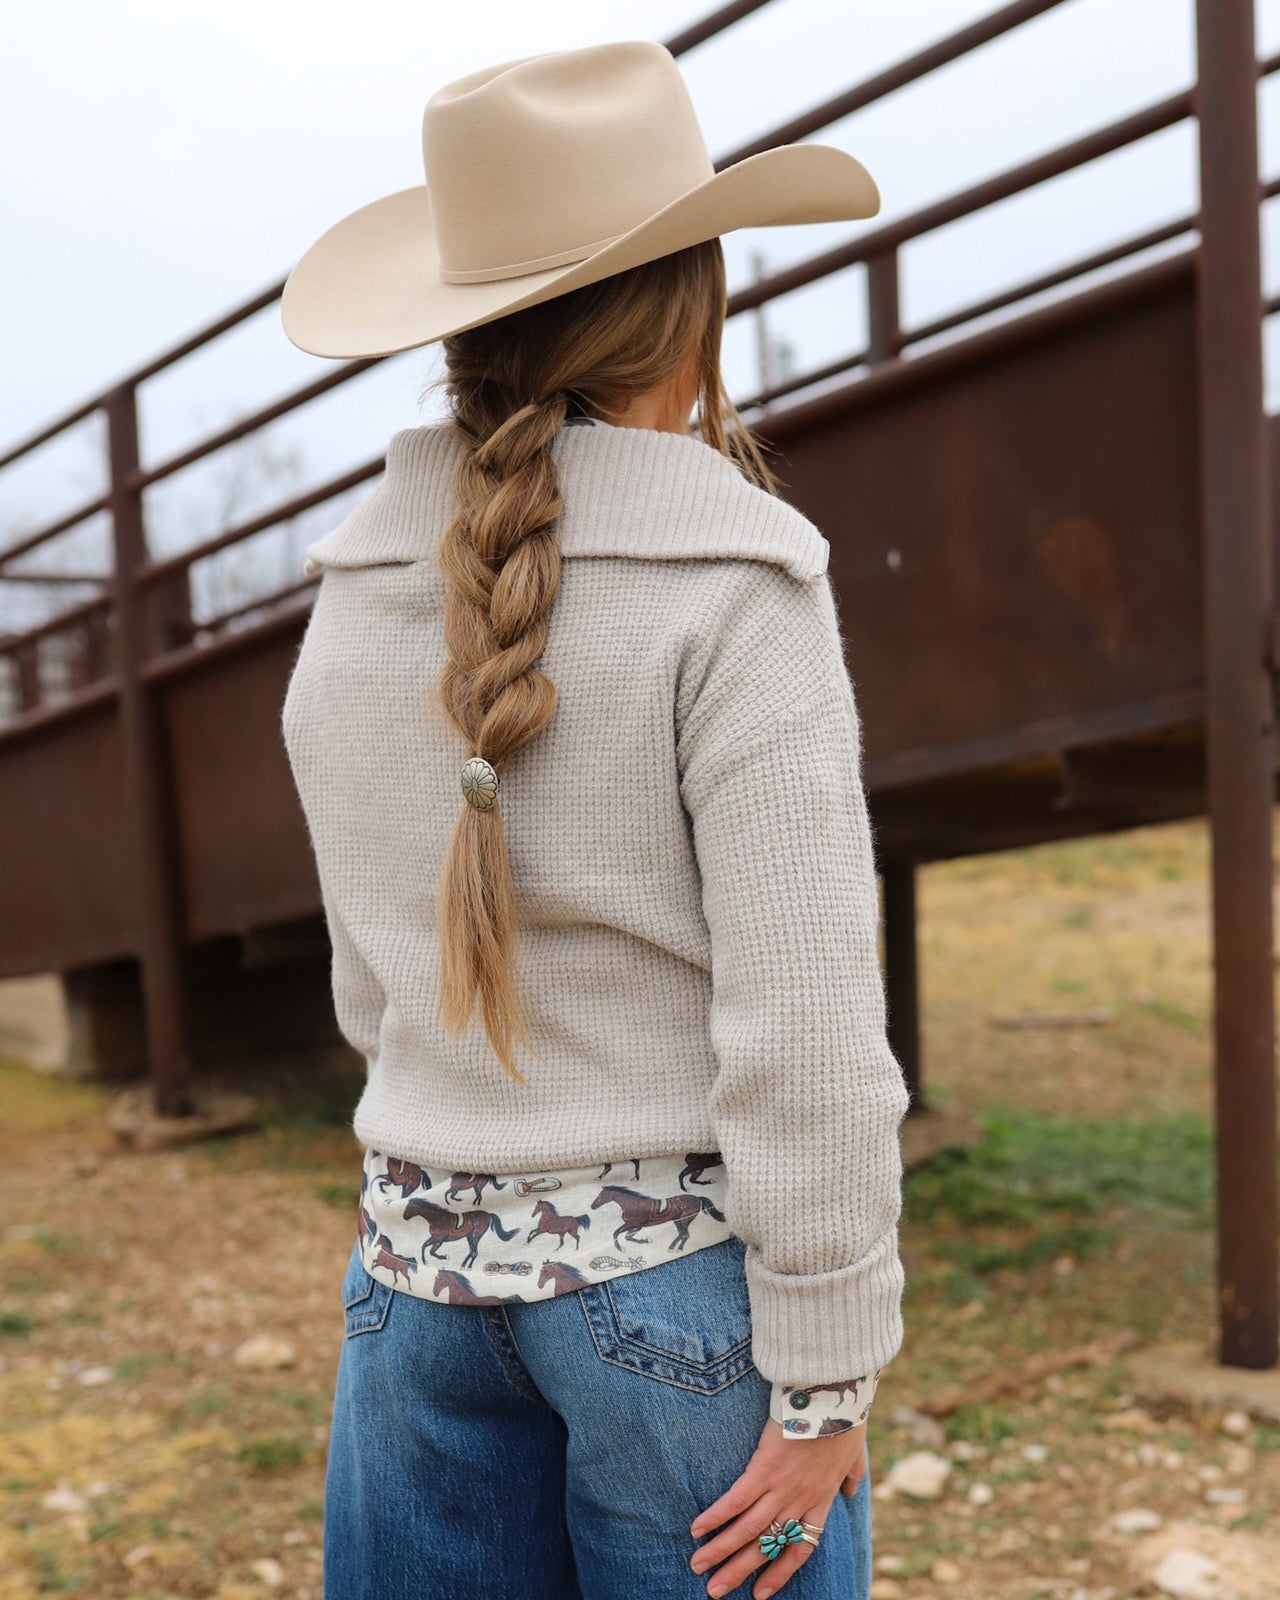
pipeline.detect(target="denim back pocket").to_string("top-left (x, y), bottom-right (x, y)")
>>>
top-left (342, 1238), bottom-right (395, 1338)
top-left (576, 1235), bottom-right (755, 1393)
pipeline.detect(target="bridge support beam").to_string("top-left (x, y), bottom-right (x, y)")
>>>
top-left (1194, 0), bottom-right (1278, 1369)
top-left (106, 384), bottom-right (195, 1119)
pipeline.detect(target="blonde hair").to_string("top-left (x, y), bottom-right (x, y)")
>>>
top-left (428, 236), bottom-right (777, 1084)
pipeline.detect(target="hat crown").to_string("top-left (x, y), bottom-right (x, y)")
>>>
top-left (421, 41), bottom-right (716, 285)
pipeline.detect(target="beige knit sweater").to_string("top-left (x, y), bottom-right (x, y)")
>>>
top-left (280, 417), bottom-right (911, 1388)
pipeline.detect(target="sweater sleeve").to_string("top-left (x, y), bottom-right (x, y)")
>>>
top-left (281, 611), bottom-right (388, 1072)
top-left (676, 562), bottom-right (911, 1389)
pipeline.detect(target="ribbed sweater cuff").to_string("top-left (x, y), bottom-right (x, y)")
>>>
top-left (746, 1226), bottom-right (906, 1389)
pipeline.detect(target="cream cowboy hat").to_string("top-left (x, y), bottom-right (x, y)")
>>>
top-left (281, 38), bottom-right (880, 359)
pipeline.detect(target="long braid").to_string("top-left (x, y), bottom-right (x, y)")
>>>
top-left (434, 385), bottom-right (569, 1084)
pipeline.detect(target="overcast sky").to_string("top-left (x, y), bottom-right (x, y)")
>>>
top-left (3, 0), bottom-right (1279, 619)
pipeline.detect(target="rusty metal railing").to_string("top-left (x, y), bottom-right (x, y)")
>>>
top-left (0, 0), bottom-right (1229, 738)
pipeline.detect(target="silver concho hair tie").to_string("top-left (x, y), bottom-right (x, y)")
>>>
top-left (461, 755), bottom-right (500, 811)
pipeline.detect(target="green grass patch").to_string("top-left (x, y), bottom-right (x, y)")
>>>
top-left (114, 1351), bottom-right (189, 1382)
top-left (942, 1403), bottom-right (1022, 1446)
top-left (236, 1434), bottom-right (310, 1473)
top-left (28, 1230), bottom-right (82, 1254)
top-left (58, 1301), bottom-right (105, 1327)
top-left (264, 1386), bottom-right (329, 1423)
top-left (1225, 1508), bottom-right (1276, 1531)
top-left (1136, 996), bottom-right (1204, 1034)
top-left (201, 1094), bottom-right (356, 1174)
top-left (180, 1383), bottom-right (229, 1420)
top-left (31, 1543), bottom-right (88, 1592)
top-left (880, 1538), bottom-right (969, 1579)
top-left (1004, 832), bottom-right (1180, 887)
top-left (905, 1107), bottom-right (1214, 1227)
top-left (931, 1219), bottom-right (1118, 1276)
top-left (0, 1309), bottom-right (35, 1337)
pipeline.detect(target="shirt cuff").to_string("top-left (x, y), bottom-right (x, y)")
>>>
top-left (769, 1367), bottom-right (881, 1439)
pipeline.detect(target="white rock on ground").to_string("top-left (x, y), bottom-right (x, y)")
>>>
top-left (967, 1482), bottom-right (995, 1506)
top-left (234, 1335), bottom-right (297, 1369)
top-left (881, 1451), bottom-right (952, 1499)
top-left (250, 1557), bottom-right (285, 1586)
top-left (1218, 1410), bottom-right (1251, 1438)
top-left (1132, 1517), bottom-right (1280, 1600)
top-left (1151, 1550), bottom-right (1234, 1600)
top-left (886, 1404), bottom-right (947, 1448)
top-left (40, 1487), bottom-right (89, 1514)
top-left (1112, 1509), bottom-right (1163, 1534)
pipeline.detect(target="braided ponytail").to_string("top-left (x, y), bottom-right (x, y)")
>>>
top-left (430, 237), bottom-right (776, 1083)
top-left (434, 387), bottom-right (569, 1084)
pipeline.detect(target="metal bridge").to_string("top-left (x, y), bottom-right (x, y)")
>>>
top-left (1, 0), bottom-right (1275, 1371)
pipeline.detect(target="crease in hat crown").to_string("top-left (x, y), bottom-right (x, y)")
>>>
top-left (424, 40), bottom-right (717, 285)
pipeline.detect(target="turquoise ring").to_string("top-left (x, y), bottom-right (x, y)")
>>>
top-left (758, 1517), bottom-right (824, 1559)
top-left (759, 1518), bottom-right (810, 1560)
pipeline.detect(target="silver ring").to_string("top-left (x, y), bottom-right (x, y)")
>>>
top-left (763, 1517), bottom-right (823, 1551)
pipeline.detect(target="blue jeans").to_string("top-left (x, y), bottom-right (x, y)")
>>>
top-left (324, 1232), bottom-right (874, 1599)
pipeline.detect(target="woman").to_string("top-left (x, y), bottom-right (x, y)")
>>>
top-left (280, 37), bottom-right (910, 1600)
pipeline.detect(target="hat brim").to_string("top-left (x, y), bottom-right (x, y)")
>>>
top-left (281, 142), bottom-right (879, 359)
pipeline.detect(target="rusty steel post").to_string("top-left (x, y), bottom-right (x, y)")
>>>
top-left (14, 638), bottom-right (40, 711)
top-left (866, 249), bottom-right (901, 364)
top-left (882, 861), bottom-right (922, 1110)
top-left (105, 385), bottom-right (195, 1119)
top-left (1193, 0), bottom-right (1278, 1368)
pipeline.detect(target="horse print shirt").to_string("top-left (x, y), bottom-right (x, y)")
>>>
top-left (356, 1143), bottom-right (880, 1440)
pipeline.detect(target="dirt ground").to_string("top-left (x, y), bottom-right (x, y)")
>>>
top-left (1, 814), bottom-right (1278, 1600)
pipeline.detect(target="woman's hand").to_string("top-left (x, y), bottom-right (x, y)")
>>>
top-left (688, 1417), bottom-right (868, 1599)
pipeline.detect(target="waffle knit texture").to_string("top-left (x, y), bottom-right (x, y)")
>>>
top-left (280, 417), bottom-right (911, 1387)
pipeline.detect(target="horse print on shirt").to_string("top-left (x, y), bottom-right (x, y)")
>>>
top-left (355, 1145), bottom-right (731, 1306)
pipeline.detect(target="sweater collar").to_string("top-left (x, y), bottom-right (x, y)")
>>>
top-left (302, 418), bottom-right (829, 582)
